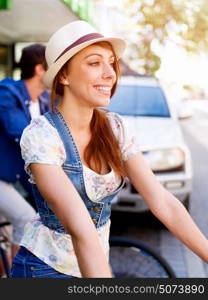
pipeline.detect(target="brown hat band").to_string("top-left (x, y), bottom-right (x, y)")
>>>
top-left (54, 33), bottom-right (104, 62)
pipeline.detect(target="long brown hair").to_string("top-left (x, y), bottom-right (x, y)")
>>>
top-left (50, 42), bottom-right (126, 178)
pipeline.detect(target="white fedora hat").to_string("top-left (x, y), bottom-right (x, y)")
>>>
top-left (43, 20), bottom-right (126, 88)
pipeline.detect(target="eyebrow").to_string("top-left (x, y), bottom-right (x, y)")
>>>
top-left (84, 53), bottom-right (115, 60)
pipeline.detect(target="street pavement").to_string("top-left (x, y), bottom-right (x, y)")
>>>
top-left (180, 105), bottom-right (208, 277)
top-left (110, 103), bottom-right (208, 278)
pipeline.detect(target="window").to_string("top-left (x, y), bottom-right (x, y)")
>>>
top-left (107, 85), bottom-right (170, 117)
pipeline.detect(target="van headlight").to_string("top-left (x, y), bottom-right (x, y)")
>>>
top-left (143, 148), bottom-right (185, 171)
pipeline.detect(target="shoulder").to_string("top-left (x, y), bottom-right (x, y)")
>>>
top-left (0, 78), bottom-right (23, 91)
top-left (106, 112), bottom-right (140, 161)
top-left (20, 115), bottom-right (66, 163)
top-left (106, 111), bottom-right (126, 135)
top-left (106, 111), bottom-right (123, 126)
top-left (0, 78), bottom-right (24, 101)
top-left (0, 77), bottom-right (16, 87)
top-left (20, 116), bottom-right (66, 176)
top-left (21, 115), bottom-right (59, 144)
top-left (0, 78), bottom-right (16, 94)
top-left (23, 115), bottom-right (51, 131)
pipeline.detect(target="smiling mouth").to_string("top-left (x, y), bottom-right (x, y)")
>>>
top-left (94, 85), bottom-right (111, 95)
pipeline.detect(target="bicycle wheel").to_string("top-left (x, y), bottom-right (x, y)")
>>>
top-left (0, 221), bottom-right (11, 278)
top-left (109, 236), bottom-right (176, 278)
top-left (0, 246), bottom-right (10, 278)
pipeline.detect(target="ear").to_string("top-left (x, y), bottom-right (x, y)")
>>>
top-left (34, 64), bottom-right (46, 77)
top-left (59, 74), bottom-right (69, 86)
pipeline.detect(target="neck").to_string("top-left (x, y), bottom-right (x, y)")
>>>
top-left (24, 77), bottom-right (45, 102)
top-left (58, 100), bottom-right (94, 133)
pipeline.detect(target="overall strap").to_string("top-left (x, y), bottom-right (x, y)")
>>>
top-left (44, 109), bottom-right (82, 168)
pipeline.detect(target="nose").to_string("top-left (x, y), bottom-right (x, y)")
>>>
top-left (102, 63), bottom-right (116, 80)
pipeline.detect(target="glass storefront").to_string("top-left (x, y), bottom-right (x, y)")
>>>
top-left (61, 0), bottom-right (95, 24)
top-left (0, 44), bottom-right (14, 79)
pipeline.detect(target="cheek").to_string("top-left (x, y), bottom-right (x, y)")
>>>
top-left (81, 65), bottom-right (100, 80)
top-left (81, 72), bottom-right (99, 92)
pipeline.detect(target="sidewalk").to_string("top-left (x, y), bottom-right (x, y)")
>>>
top-left (110, 211), bottom-right (207, 278)
top-left (160, 229), bottom-right (207, 278)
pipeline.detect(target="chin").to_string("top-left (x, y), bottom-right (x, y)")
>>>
top-left (97, 97), bottom-right (111, 107)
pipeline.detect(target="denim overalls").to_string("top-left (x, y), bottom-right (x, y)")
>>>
top-left (10, 108), bottom-right (124, 278)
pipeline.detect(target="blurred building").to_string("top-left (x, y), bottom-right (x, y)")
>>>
top-left (0, 0), bottom-right (133, 79)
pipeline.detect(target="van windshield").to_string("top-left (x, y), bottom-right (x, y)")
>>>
top-left (107, 85), bottom-right (170, 117)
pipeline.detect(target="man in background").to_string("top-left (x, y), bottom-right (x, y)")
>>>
top-left (0, 44), bottom-right (50, 260)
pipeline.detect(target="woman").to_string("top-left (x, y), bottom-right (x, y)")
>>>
top-left (10, 20), bottom-right (208, 278)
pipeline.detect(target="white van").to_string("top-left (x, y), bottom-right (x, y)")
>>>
top-left (107, 76), bottom-right (193, 212)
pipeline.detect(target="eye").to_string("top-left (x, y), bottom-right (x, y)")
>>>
top-left (109, 59), bottom-right (115, 67)
top-left (89, 61), bottom-right (100, 66)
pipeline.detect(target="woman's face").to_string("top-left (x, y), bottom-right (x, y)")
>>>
top-left (61, 43), bottom-right (117, 108)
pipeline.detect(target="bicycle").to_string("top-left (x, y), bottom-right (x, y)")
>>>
top-left (0, 225), bottom-right (176, 278)
top-left (109, 236), bottom-right (176, 278)
top-left (0, 221), bottom-right (11, 278)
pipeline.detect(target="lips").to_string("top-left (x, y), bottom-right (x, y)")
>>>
top-left (94, 85), bottom-right (112, 95)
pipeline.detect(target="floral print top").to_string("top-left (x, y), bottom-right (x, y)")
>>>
top-left (20, 112), bottom-right (140, 277)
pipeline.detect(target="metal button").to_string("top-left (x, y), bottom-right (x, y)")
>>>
top-left (93, 207), bottom-right (100, 213)
top-left (14, 138), bottom-right (19, 142)
top-left (16, 174), bottom-right (20, 179)
top-left (92, 218), bottom-right (97, 224)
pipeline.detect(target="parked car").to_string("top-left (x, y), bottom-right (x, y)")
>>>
top-left (107, 76), bottom-right (193, 212)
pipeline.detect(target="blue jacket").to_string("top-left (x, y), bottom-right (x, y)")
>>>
top-left (0, 78), bottom-right (50, 194)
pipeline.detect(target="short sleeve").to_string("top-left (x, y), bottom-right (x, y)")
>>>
top-left (20, 116), bottom-right (66, 184)
top-left (107, 112), bottom-right (140, 161)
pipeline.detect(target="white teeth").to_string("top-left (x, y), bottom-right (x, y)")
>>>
top-left (95, 86), bottom-right (111, 92)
